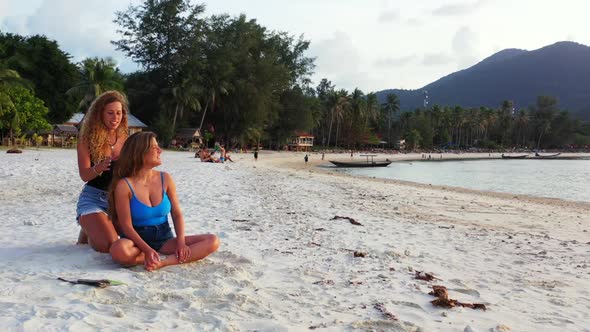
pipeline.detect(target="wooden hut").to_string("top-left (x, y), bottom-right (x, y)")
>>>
top-left (64, 112), bottom-right (147, 134)
top-left (49, 124), bottom-right (79, 147)
top-left (173, 128), bottom-right (203, 149)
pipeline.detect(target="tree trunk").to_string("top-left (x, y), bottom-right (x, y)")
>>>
top-left (327, 108), bottom-right (334, 147)
top-left (172, 104), bottom-right (180, 131)
top-left (198, 98), bottom-right (210, 131)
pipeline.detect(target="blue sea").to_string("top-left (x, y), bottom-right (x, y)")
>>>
top-left (329, 159), bottom-right (590, 202)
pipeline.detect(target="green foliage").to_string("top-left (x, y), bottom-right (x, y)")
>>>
top-left (113, 0), bottom-right (206, 85)
top-left (406, 129), bottom-right (422, 150)
top-left (152, 112), bottom-right (175, 146)
top-left (113, 6), bottom-right (314, 144)
top-left (0, 32), bottom-right (78, 123)
top-left (32, 133), bottom-right (43, 146)
top-left (67, 57), bottom-right (125, 111)
top-left (268, 86), bottom-right (314, 146)
top-left (573, 133), bottom-right (590, 146)
top-left (0, 86), bottom-right (50, 143)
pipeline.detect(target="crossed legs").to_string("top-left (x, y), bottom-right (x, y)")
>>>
top-left (110, 234), bottom-right (220, 270)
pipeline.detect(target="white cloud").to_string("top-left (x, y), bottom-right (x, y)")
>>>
top-left (0, 0), bottom-right (137, 70)
top-left (378, 10), bottom-right (400, 23)
top-left (452, 26), bottom-right (479, 69)
top-left (422, 53), bottom-right (454, 66)
top-left (375, 55), bottom-right (417, 67)
top-left (309, 31), bottom-right (360, 79)
top-left (1, 0), bottom-right (589, 91)
top-left (406, 18), bottom-right (423, 26)
top-left (432, 0), bottom-right (488, 16)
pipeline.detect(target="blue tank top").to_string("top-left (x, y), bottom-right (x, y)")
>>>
top-left (124, 172), bottom-right (171, 227)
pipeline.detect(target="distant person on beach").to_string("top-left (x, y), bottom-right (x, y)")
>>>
top-left (321, 152), bottom-right (325, 160)
top-left (199, 147), bottom-right (219, 163)
top-left (76, 91), bottom-right (129, 253)
top-left (304, 154), bottom-right (309, 164)
top-left (108, 132), bottom-right (219, 271)
top-left (254, 149), bottom-right (258, 161)
top-left (222, 146), bottom-right (234, 162)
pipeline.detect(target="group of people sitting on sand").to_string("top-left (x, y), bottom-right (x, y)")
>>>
top-left (195, 143), bottom-right (234, 163)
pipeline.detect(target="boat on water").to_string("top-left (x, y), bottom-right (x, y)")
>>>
top-left (329, 154), bottom-right (392, 168)
top-left (534, 152), bottom-right (561, 158)
top-left (501, 154), bottom-right (528, 159)
top-left (329, 160), bottom-right (392, 167)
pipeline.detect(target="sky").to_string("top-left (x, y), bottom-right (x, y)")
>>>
top-left (1, 0), bottom-right (589, 92)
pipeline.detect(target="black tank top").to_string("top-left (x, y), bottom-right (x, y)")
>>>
top-left (87, 160), bottom-right (117, 191)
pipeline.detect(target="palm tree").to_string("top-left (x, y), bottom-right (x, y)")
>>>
top-left (198, 78), bottom-right (229, 132)
top-left (515, 109), bottom-right (529, 147)
top-left (364, 92), bottom-right (379, 127)
top-left (381, 93), bottom-right (400, 146)
top-left (0, 58), bottom-right (31, 146)
top-left (66, 57), bottom-right (124, 111)
top-left (167, 79), bottom-right (202, 131)
top-left (499, 100), bottom-right (514, 147)
top-left (326, 89), bottom-right (350, 147)
top-left (533, 96), bottom-right (557, 149)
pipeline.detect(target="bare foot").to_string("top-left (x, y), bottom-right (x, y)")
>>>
top-left (77, 229), bottom-right (88, 245)
top-left (145, 255), bottom-right (177, 271)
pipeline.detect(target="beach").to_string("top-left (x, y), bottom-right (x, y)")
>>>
top-left (1, 149), bottom-right (589, 331)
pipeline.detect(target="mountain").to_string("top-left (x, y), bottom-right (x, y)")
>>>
top-left (376, 41), bottom-right (590, 120)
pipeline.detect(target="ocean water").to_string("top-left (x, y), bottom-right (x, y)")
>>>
top-left (330, 159), bottom-right (590, 202)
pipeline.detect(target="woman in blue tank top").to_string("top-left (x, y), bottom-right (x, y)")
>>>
top-left (108, 132), bottom-right (220, 271)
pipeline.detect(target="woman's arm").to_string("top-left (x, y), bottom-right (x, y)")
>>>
top-left (164, 172), bottom-right (190, 262)
top-left (77, 139), bottom-right (111, 182)
top-left (165, 172), bottom-right (186, 241)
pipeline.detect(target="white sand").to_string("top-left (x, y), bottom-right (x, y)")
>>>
top-left (0, 149), bottom-right (588, 331)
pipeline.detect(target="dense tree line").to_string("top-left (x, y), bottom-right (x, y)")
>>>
top-left (1, 0), bottom-right (589, 150)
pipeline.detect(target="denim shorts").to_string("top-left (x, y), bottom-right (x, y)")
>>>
top-left (76, 185), bottom-right (109, 221)
top-left (123, 222), bottom-right (174, 252)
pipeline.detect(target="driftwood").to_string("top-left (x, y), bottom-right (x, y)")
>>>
top-left (313, 279), bottom-right (335, 285)
top-left (331, 215), bottom-right (362, 226)
top-left (373, 302), bottom-right (398, 320)
top-left (415, 271), bottom-right (438, 281)
top-left (429, 285), bottom-right (486, 310)
top-left (353, 251), bottom-right (367, 258)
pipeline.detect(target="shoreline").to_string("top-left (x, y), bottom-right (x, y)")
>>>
top-left (262, 151), bottom-right (590, 209)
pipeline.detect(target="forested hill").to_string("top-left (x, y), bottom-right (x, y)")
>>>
top-left (376, 41), bottom-right (590, 120)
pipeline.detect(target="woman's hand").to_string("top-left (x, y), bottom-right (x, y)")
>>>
top-left (93, 156), bottom-right (112, 175)
top-left (176, 238), bottom-right (191, 264)
top-left (144, 248), bottom-right (160, 271)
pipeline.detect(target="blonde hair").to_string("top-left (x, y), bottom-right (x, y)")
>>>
top-left (108, 131), bottom-right (158, 225)
top-left (79, 90), bottom-right (129, 163)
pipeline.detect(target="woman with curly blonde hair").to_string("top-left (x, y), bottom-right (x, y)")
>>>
top-left (76, 90), bottom-right (129, 253)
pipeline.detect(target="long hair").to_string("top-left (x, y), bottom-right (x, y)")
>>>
top-left (108, 131), bottom-right (157, 225)
top-left (79, 90), bottom-right (129, 163)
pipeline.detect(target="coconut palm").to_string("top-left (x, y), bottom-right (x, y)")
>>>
top-left (166, 79), bottom-right (202, 131)
top-left (66, 57), bottom-right (125, 111)
top-left (381, 93), bottom-right (400, 146)
top-left (198, 78), bottom-right (230, 132)
top-left (326, 89), bottom-right (350, 147)
top-left (515, 109), bottom-right (529, 147)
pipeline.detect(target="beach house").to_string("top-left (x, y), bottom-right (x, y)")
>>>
top-left (172, 128), bottom-right (203, 149)
top-left (43, 112), bottom-right (148, 147)
top-left (65, 112), bottom-right (147, 134)
top-left (288, 131), bottom-right (314, 151)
